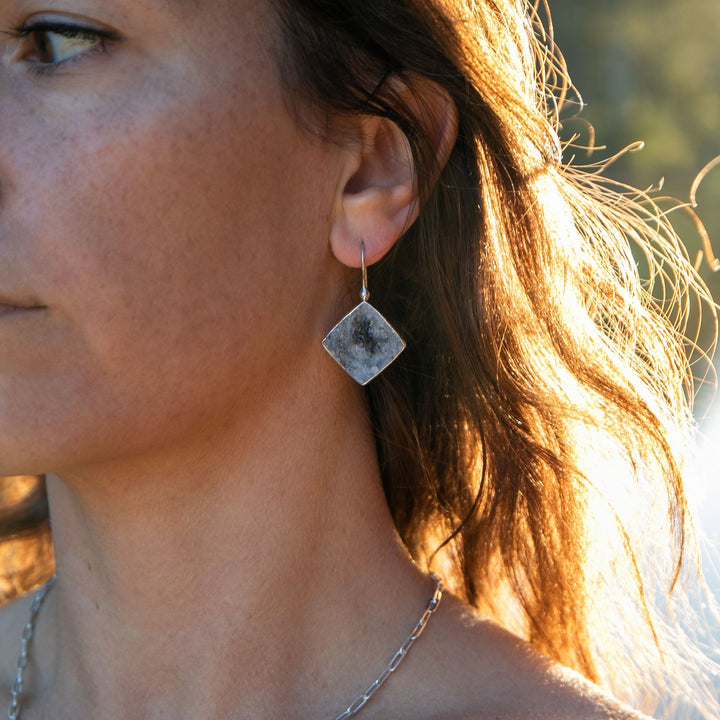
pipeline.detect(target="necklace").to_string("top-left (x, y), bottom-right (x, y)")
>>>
top-left (7, 574), bottom-right (55, 720)
top-left (8, 574), bottom-right (442, 720)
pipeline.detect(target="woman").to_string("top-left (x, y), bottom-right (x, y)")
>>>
top-left (0, 0), bottom-right (716, 718)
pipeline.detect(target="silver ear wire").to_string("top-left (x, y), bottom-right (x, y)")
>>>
top-left (322, 241), bottom-right (406, 385)
top-left (360, 241), bottom-right (370, 302)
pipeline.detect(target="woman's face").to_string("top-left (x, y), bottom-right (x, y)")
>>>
top-left (0, 0), bottom-right (345, 475)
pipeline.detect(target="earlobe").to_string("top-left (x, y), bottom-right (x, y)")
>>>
top-left (329, 74), bottom-right (458, 269)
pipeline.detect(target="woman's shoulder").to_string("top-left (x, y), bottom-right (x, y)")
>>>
top-left (0, 590), bottom-right (30, 656)
top-left (0, 586), bottom-right (656, 720)
top-left (0, 591), bottom-right (35, 708)
top-left (393, 592), bottom-right (656, 720)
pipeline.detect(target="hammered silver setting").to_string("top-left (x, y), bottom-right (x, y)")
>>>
top-left (322, 300), bottom-right (405, 385)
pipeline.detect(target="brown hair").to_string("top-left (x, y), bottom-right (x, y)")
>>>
top-left (2, 0), bottom-right (717, 714)
top-left (0, 476), bottom-right (52, 600)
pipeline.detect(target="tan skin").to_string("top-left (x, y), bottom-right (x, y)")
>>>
top-left (0, 0), bottom-right (653, 717)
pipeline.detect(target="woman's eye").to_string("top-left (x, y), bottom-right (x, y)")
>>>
top-left (10, 21), bottom-right (118, 71)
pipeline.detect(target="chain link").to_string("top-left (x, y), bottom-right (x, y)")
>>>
top-left (7, 575), bottom-right (55, 720)
top-left (333, 574), bottom-right (443, 720)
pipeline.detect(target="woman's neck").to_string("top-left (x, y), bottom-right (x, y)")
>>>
top-left (30, 379), bottom-right (430, 720)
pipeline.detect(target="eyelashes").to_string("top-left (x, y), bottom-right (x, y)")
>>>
top-left (7, 19), bottom-right (121, 75)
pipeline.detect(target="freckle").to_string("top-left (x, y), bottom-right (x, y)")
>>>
top-left (87, 563), bottom-right (92, 572)
top-left (95, 602), bottom-right (100, 611)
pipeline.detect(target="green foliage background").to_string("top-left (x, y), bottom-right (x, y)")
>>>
top-left (550, 0), bottom-right (720, 414)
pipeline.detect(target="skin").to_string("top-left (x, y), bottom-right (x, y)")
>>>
top-left (0, 0), bottom-right (655, 717)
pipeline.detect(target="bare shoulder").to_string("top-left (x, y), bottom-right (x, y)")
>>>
top-left (0, 591), bottom-right (30, 661)
top-left (0, 591), bottom-right (34, 706)
top-left (392, 592), bottom-right (656, 720)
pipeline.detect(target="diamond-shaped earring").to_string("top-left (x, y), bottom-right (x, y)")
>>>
top-left (323, 242), bottom-right (406, 385)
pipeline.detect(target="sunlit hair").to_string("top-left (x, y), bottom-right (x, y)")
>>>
top-left (1, 0), bottom-right (717, 715)
top-left (0, 476), bottom-right (52, 600)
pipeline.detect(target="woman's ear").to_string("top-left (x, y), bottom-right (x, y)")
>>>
top-left (329, 75), bottom-right (458, 268)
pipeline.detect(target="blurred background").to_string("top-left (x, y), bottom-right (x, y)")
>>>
top-left (550, 0), bottom-right (720, 300)
top-left (549, 0), bottom-right (720, 545)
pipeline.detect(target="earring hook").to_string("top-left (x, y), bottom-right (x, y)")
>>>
top-left (360, 241), bottom-right (370, 302)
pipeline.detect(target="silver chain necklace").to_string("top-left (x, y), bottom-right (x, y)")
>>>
top-left (8, 573), bottom-right (442, 720)
top-left (7, 574), bottom-right (55, 720)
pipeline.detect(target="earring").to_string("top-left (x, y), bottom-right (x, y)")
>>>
top-left (322, 242), bottom-right (406, 385)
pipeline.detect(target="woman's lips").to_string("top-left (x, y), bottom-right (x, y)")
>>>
top-left (0, 302), bottom-right (46, 317)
